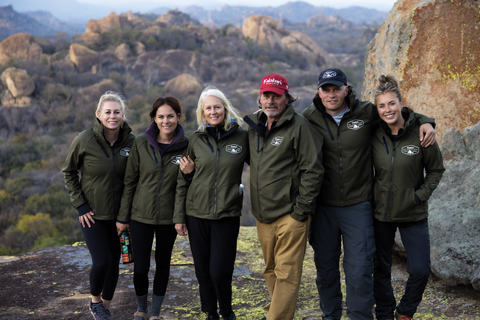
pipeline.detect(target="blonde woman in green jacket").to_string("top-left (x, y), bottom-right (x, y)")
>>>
top-left (116, 97), bottom-right (188, 320)
top-left (62, 91), bottom-right (135, 320)
top-left (372, 75), bottom-right (445, 320)
top-left (176, 87), bottom-right (248, 320)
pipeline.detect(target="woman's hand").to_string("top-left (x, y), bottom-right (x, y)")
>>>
top-left (419, 123), bottom-right (436, 147)
top-left (175, 223), bottom-right (188, 236)
top-left (79, 211), bottom-right (95, 228)
top-left (116, 222), bottom-right (129, 236)
top-left (179, 156), bottom-right (195, 174)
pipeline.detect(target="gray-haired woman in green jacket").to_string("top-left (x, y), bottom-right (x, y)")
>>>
top-left (176, 87), bottom-right (248, 320)
top-left (372, 75), bottom-right (445, 320)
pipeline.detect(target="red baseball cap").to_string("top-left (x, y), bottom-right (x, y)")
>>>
top-left (259, 74), bottom-right (289, 95)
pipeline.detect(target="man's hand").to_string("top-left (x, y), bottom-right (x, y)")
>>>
top-left (419, 123), bottom-right (436, 147)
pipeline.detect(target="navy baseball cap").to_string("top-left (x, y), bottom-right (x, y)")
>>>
top-left (317, 68), bottom-right (347, 89)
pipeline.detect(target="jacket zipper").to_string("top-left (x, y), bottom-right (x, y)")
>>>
top-left (156, 153), bottom-right (164, 225)
top-left (97, 140), bottom-right (110, 158)
top-left (110, 144), bottom-right (116, 216)
top-left (384, 141), bottom-right (397, 222)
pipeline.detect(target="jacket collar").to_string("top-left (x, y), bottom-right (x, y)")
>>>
top-left (379, 107), bottom-right (416, 141)
top-left (93, 118), bottom-right (132, 145)
top-left (146, 122), bottom-right (186, 153)
top-left (244, 105), bottom-right (295, 136)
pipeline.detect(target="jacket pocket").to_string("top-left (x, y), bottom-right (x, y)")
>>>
top-left (186, 182), bottom-right (212, 214)
top-left (216, 182), bottom-right (243, 214)
top-left (259, 176), bottom-right (292, 213)
top-left (392, 188), bottom-right (416, 219)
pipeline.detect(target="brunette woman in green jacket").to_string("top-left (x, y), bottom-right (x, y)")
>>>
top-left (116, 97), bottom-right (188, 320)
top-left (372, 76), bottom-right (445, 320)
top-left (176, 87), bottom-right (248, 320)
top-left (62, 91), bottom-right (135, 320)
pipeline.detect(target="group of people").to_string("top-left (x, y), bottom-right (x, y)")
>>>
top-left (62, 68), bottom-right (445, 320)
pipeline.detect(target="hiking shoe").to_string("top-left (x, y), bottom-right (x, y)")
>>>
top-left (395, 312), bottom-right (413, 320)
top-left (90, 301), bottom-right (112, 320)
top-left (222, 313), bottom-right (236, 320)
top-left (206, 313), bottom-right (220, 320)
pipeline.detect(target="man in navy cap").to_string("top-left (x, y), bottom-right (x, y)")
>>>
top-left (302, 68), bottom-right (436, 320)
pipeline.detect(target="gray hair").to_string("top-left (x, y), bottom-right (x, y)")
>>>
top-left (256, 91), bottom-right (298, 109)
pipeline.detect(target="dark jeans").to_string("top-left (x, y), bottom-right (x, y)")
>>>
top-left (309, 201), bottom-right (375, 320)
top-left (187, 215), bottom-right (240, 317)
top-left (81, 219), bottom-right (120, 300)
top-left (129, 220), bottom-right (178, 296)
top-left (373, 219), bottom-right (430, 319)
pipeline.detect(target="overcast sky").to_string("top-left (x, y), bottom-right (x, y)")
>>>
top-left (77, 0), bottom-right (397, 12)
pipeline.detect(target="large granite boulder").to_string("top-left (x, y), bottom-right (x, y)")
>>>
top-left (0, 67), bottom-right (35, 105)
top-left (362, 0), bottom-right (480, 142)
top-left (242, 15), bottom-right (331, 66)
top-left (69, 43), bottom-right (99, 73)
top-left (423, 124), bottom-right (480, 291)
top-left (0, 33), bottom-right (42, 64)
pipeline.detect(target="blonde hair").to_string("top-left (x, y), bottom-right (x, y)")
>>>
top-left (375, 75), bottom-right (402, 103)
top-left (196, 86), bottom-right (243, 131)
top-left (96, 91), bottom-right (128, 123)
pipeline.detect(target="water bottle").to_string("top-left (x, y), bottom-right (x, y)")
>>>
top-left (119, 230), bottom-right (134, 264)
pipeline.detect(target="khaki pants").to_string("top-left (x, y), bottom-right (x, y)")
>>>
top-left (256, 213), bottom-right (311, 320)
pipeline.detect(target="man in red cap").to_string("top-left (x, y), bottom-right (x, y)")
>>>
top-left (244, 74), bottom-right (324, 320)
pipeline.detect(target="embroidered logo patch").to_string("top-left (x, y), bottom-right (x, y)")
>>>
top-left (347, 120), bottom-right (364, 130)
top-left (271, 136), bottom-right (283, 147)
top-left (171, 155), bottom-right (182, 165)
top-left (323, 70), bottom-right (337, 78)
top-left (120, 147), bottom-right (131, 157)
top-left (401, 145), bottom-right (419, 156)
top-left (226, 144), bottom-right (242, 154)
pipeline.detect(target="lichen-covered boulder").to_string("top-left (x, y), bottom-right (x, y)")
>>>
top-left (362, 0), bottom-right (480, 142)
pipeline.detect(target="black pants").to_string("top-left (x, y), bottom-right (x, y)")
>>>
top-left (187, 215), bottom-right (240, 317)
top-left (81, 219), bottom-right (120, 300)
top-left (373, 218), bottom-right (430, 319)
top-left (129, 220), bottom-right (178, 296)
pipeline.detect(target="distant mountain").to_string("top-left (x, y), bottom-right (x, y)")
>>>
top-left (0, 5), bottom-right (56, 39)
top-left (180, 1), bottom-right (388, 26)
top-left (23, 10), bottom-right (84, 34)
top-left (0, 0), bottom-right (116, 23)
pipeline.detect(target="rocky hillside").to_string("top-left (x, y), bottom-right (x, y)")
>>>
top-left (23, 10), bottom-right (84, 34)
top-left (0, 9), bottom-right (350, 256)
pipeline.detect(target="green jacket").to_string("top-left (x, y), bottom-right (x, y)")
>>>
top-left (117, 123), bottom-right (188, 225)
top-left (62, 119), bottom-right (135, 220)
top-left (372, 108), bottom-right (445, 222)
top-left (244, 106), bottom-right (324, 224)
top-left (175, 123), bottom-right (249, 221)
top-left (302, 86), bottom-right (436, 207)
